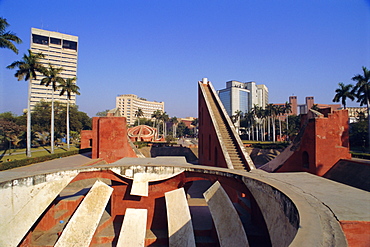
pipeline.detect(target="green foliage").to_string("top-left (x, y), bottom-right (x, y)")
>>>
top-left (133, 118), bottom-right (153, 127)
top-left (0, 103), bottom-right (91, 148)
top-left (133, 141), bottom-right (149, 149)
top-left (0, 17), bottom-right (22, 54)
top-left (332, 82), bottom-right (355, 108)
top-left (250, 142), bottom-right (289, 149)
top-left (350, 151), bottom-right (370, 160)
top-left (0, 114), bottom-right (25, 150)
top-left (0, 148), bottom-right (91, 171)
top-left (349, 119), bottom-right (368, 150)
top-left (31, 101), bottom-right (91, 135)
top-left (96, 109), bottom-right (110, 117)
top-left (165, 135), bottom-right (175, 143)
top-left (176, 121), bottom-right (190, 137)
top-left (286, 115), bottom-right (301, 137)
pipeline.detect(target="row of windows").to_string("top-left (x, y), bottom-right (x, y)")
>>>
top-left (32, 34), bottom-right (78, 51)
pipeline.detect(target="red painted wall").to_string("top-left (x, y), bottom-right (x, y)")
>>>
top-left (80, 117), bottom-right (137, 163)
top-left (340, 221), bottom-right (370, 247)
top-left (277, 109), bottom-right (351, 176)
top-left (80, 130), bottom-right (93, 149)
top-left (198, 82), bottom-right (228, 168)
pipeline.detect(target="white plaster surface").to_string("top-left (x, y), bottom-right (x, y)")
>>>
top-left (0, 175), bottom-right (75, 247)
top-left (131, 172), bottom-right (184, 196)
top-left (203, 181), bottom-right (249, 247)
top-left (54, 180), bottom-right (113, 247)
top-left (117, 208), bottom-right (148, 247)
top-left (165, 188), bottom-right (196, 247)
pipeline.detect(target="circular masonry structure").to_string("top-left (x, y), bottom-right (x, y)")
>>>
top-left (0, 157), bottom-right (349, 246)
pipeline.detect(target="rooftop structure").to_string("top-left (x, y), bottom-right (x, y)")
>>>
top-left (30, 28), bottom-right (78, 109)
top-left (116, 94), bottom-right (164, 125)
top-left (288, 96), bottom-right (341, 115)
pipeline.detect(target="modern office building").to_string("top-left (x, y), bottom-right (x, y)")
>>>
top-left (116, 94), bottom-right (164, 125)
top-left (218, 80), bottom-right (269, 116)
top-left (30, 28), bottom-right (78, 109)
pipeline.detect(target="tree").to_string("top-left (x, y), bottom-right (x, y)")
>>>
top-left (151, 110), bottom-right (162, 138)
top-left (176, 121), bottom-right (190, 137)
top-left (332, 82), bottom-right (355, 109)
top-left (277, 105), bottom-right (285, 141)
top-left (170, 117), bottom-right (178, 138)
top-left (191, 118), bottom-right (198, 136)
top-left (58, 77), bottom-right (80, 150)
top-left (284, 102), bottom-right (292, 141)
top-left (0, 17), bottom-right (22, 54)
top-left (271, 104), bottom-right (279, 142)
top-left (232, 110), bottom-right (243, 134)
top-left (96, 110), bottom-right (109, 117)
top-left (241, 112), bottom-right (255, 140)
top-left (160, 112), bottom-right (169, 137)
top-left (40, 64), bottom-right (65, 154)
top-left (134, 108), bottom-right (144, 126)
top-left (352, 66), bottom-right (370, 151)
top-left (7, 50), bottom-right (45, 157)
top-left (0, 118), bottom-right (24, 152)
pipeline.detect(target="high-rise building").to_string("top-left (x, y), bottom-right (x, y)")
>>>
top-left (116, 94), bottom-right (164, 125)
top-left (30, 28), bottom-right (78, 109)
top-left (218, 80), bottom-right (269, 116)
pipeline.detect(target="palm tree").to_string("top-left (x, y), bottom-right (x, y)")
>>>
top-left (233, 110), bottom-right (243, 135)
top-left (277, 105), bottom-right (285, 141)
top-left (265, 104), bottom-right (274, 141)
top-left (251, 105), bottom-right (264, 141)
top-left (332, 82), bottom-right (355, 109)
top-left (135, 108), bottom-right (144, 126)
top-left (284, 102), bottom-right (292, 141)
top-left (271, 104), bottom-right (279, 142)
top-left (170, 117), bottom-right (178, 138)
top-left (352, 66), bottom-right (370, 151)
top-left (0, 17), bottom-right (22, 54)
top-left (58, 77), bottom-right (80, 150)
top-left (40, 64), bottom-right (65, 154)
top-left (160, 112), bottom-right (169, 138)
top-left (244, 111), bottom-right (254, 140)
top-left (151, 110), bottom-right (162, 139)
top-left (7, 50), bottom-right (45, 157)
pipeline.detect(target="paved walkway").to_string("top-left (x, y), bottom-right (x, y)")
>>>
top-left (0, 152), bottom-right (97, 183)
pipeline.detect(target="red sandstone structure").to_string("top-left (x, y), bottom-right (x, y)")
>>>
top-left (127, 125), bottom-right (157, 142)
top-left (275, 109), bottom-right (351, 176)
top-left (81, 116), bottom-right (137, 163)
top-left (1, 79), bottom-right (369, 246)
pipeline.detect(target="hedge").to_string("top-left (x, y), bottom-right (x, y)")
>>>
top-left (251, 142), bottom-right (289, 150)
top-left (0, 148), bottom-right (92, 171)
top-left (350, 152), bottom-right (370, 160)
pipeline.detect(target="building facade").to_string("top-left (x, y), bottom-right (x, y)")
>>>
top-left (116, 94), bottom-right (164, 125)
top-left (30, 28), bottom-right (78, 109)
top-left (218, 80), bottom-right (269, 116)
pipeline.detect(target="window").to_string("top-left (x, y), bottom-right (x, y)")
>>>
top-left (50, 37), bottom-right (61, 45)
top-left (62, 40), bottom-right (77, 51)
top-left (32, 34), bottom-right (48, 45)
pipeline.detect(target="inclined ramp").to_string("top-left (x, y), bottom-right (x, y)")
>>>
top-left (199, 80), bottom-right (255, 171)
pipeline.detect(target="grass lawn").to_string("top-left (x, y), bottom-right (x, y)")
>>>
top-left (0, 146), bottom-right (80, 162)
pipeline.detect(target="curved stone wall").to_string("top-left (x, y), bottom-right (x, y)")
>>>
top-left (0, 161), bottom-right (346, 246)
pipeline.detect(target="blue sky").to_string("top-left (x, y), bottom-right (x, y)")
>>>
top-left (1, 0), bottom-right (369, 118)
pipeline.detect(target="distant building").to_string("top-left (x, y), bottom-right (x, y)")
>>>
top-left (178, 117), bottom-right (196, 128)
top-left (218, 80), bottom-right (269, 116)
top-left (345, 107), bottom-right (368, 123)
top-left (116, 94), bottom-right (164, 125)
top-left (30, 28), bottom-right (78, 109)
top-left (277, 96), bottom-right (341, 116)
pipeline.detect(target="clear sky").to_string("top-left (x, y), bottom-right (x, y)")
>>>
top-left (1, 0), bottom-right (369, 118)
